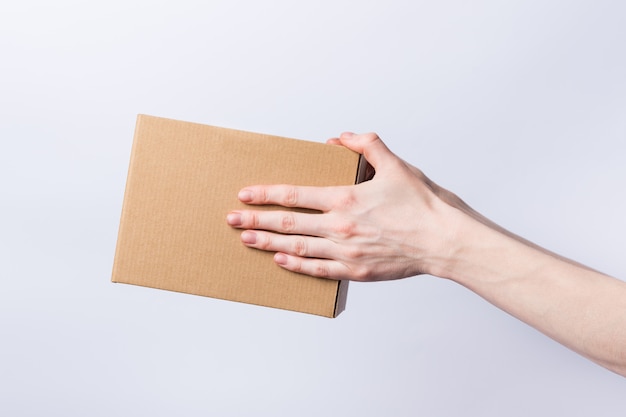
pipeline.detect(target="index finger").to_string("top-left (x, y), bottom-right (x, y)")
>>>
top-left (238, 184), bottom-right (340, 212)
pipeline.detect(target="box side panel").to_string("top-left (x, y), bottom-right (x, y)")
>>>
top-left (112, 114), bottom-right (146, 284)
top-left (333, 280), bottom-right (350, 317)
top-left (112, 115), bottom-right (361, 317)
top-left (355, 154), bottom-right (374, 184)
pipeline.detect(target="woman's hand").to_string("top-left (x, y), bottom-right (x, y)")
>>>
top-left (226, 131), bottom-right (626, 376)
top-left (226, 132), bottom-right (467, 281)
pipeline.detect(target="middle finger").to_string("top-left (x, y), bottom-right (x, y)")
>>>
top-left (228, 209), bottom-right (329, 237)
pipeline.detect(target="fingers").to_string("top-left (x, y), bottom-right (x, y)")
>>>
top-left (237, 184), bottom-right (344, 212)
top-left (335, 132), bottom-right (397, 171)
top-left (227, 209), bottom-right (333, 237)
top-left (235, 229), bottom-right (352, 280)
top-left (239, 230), bottom-right (336, 259)
top-left (273, 253), bottom-right (351, 280)
top-left (239, 132), bottom-right (397, 211)
top-left (328, 132), bottom-right (397, 172)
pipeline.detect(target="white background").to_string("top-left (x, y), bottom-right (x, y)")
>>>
top-left (1, 1), bottom-right (625, 415)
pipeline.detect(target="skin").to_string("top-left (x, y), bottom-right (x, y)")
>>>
top-left (226, 132), bottom-right (626, 377)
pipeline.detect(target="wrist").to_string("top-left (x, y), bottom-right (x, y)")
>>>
top-left (429, 203), bottom-right (539, 290)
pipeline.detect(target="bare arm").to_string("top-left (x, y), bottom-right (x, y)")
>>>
top-left (226, 132), bottom-right (626, 376)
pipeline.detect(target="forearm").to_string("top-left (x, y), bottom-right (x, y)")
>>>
top-left (229, 132), bottom-right (626, 376)
top-left (440, 208), bottom-right (626, 376)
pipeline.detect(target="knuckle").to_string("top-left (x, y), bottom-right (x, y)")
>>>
top-left (337, 191), bottom-right (358, 209)
top-left (248, 212), bottom-right (261, 229)
top-left (313, 262), bottom-right (331, 278)
top-left (343, 246), bottom-right (364, 261)
top-left (332, 220), bottom-right (358, 239)
top-left (293, 237), bottom-right (307, 257)
top-left (260, 188), bottom-right (271, 204)
top-left (281, 213), bottom-right (296, 232)
top-left (283, 186), bottom-right (298, 207)
top-left (363, 132), bottom-right (381, 143)
top-left (290, 258), bottom-right (304, 273)
top-left (257, 233), bottom-right (272, 250)
top-left (352, 266), bottom-right (371, 282)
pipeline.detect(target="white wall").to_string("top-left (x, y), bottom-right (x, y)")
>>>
top-left (1, 1), bottom-right (625, 415)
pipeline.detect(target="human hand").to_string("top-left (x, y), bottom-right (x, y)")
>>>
top-left (226, 132), bottom-right (626, 376)
top-left (226, 132), bottom-right (466, 282)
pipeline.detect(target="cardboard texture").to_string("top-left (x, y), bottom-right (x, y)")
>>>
top-left (112, 115), bottom-right (369, 317)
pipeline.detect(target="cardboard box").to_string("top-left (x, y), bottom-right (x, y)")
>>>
top-left (112, 115), bottom-right (370, 317)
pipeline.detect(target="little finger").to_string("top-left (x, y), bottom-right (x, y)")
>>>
top-left (273, 253), bottom-right (352, 280)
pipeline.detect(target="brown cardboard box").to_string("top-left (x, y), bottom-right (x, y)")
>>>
top-left (112, 115), bottom-right (369, 317)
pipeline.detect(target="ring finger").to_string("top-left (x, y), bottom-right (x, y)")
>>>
top-left (240, 230), bottom-right (337, 259)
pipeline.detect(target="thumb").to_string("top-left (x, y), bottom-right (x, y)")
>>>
top-left (338, 132), bottom-right (396, 171)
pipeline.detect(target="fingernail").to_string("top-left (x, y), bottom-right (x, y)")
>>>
top-left (238, 189), bottom-right (254, 202)
top-left (241, 231), bottom-right (256, 244)
top-left (226, 212), bottom-right (242, 226)
top-left (341, 132), bottom-right (355, 139)
top-left (274, 253), bottom-right (288, 265)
